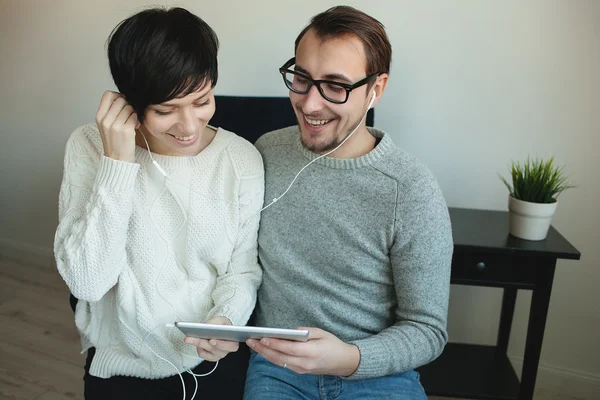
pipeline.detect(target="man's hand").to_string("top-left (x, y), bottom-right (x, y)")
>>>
top-left (95, 90), bottom-right (138, 162)
top-left (183, 316), bottom-right (239, 362)
top-left (246, 327), bottom-right (360, 377)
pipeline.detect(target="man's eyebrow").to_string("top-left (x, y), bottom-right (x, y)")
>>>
top-left (294, 65), bottom-right (311, 76)
top-left (295, 64), bottom-right (352, 84)
top-left (322, 73), bottom-right (352, 84)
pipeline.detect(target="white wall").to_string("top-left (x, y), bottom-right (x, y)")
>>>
top-left (1, 0), bottom-right (598, 396)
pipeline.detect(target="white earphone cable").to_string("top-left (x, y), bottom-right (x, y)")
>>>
top-left (132, 93), bottom-right (376, 399)
top-left (258, 92), bottom-right (376, 212)
top-left (141, 92), bottom-right (376, 216)
top-left (137, 323), bottom-right (219, 400)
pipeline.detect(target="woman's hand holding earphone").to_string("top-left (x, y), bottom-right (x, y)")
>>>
top-left (96, 90), bottom-right (139, 163)
top-left (184, 316), bottom-right (239, 362)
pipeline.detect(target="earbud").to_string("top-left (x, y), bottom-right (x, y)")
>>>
top-left (368, 91), bottom-right (377, 109)
top-left (260, 89), bottom-right (379, 213)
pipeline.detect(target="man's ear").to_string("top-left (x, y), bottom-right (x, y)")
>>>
top-left (370, 73), bottom-right (388, 108)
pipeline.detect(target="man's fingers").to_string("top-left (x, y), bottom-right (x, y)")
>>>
top-left (297, 327), bottom-right (322, 340)
top-left (259, 338), bottom-right (301, 357)
top-left (250, 341), bottom-right (303, 372)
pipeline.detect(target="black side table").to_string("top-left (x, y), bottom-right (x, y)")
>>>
top-left (417, 207), bottom-right (581, 400)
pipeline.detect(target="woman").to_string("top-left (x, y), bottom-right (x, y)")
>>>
top-left (54, 7), bottom-right (263, 399)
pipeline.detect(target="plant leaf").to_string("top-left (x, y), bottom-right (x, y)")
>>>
top-left (498, 156), bottom-right (576, 203)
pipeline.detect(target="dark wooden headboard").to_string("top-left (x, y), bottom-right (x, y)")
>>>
top-left (210, 95), bottom-right (375, 144)
top-left (67, 97), bottom-right (373, 313)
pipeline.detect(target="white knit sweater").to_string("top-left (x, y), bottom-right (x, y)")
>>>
top-left (54, 124), bottom-right (264, 379)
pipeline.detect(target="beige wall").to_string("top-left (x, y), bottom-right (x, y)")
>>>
top-left (1, 0), bottom-right (598, 396)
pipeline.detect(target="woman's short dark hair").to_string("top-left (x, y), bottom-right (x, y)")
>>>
top-left (295, 6), bottom-right (391, 77)
top-left (107, 7), bottom-right (219, 122)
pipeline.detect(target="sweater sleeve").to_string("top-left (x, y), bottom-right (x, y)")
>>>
top-left (206, 142), bottom-right (264, 326)
top-left (348, 170), bottom-right (453, 379)
top-left (54, 127), bottom-right (140, 302)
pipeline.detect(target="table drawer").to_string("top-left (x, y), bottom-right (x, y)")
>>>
top-left (451, 252), bottom-right (538, 287)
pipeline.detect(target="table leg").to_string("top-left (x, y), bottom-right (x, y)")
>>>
top-left (497, 287), bottom-right (517, 354)
top-left (519, 259), bottom-right (557, 400)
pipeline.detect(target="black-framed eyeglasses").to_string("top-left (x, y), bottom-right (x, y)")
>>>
top-left (279, 57), bottom-right (378, 104)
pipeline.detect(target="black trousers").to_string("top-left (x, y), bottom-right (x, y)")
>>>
top-left (83, 344), bottom-right (250, 400)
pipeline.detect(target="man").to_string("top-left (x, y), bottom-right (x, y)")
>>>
top-left (244, 6), bottom-right (453, 399)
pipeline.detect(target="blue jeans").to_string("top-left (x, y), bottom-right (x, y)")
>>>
top-left (243, 353), bottom-right (428, 400)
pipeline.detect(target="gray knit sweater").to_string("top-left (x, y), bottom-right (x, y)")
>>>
top-left (254, 126), bottom-right (453, 380)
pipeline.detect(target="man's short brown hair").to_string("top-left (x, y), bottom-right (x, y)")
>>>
top-left (295, 6), bottom-right (392, 76)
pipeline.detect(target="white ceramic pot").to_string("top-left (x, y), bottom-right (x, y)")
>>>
top-left (507, 196), bottom-right (558, 241)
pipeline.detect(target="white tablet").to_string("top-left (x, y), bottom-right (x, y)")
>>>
top-left (174, 322), bottom-right (310, 342)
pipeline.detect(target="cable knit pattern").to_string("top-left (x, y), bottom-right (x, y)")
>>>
top-left (54, 124), bottom-right (264, 379)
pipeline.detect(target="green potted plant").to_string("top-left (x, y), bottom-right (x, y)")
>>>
top-left (498, 157), bottom-right (575, 241)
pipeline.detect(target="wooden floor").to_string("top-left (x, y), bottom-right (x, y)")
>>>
top-left (0, 259), bottom-right (586, 400)
top-left (0, 259), bottom-right (84, 400)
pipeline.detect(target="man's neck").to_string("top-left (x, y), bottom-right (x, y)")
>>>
top-left (327, 126), bottom-right (376, 159)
